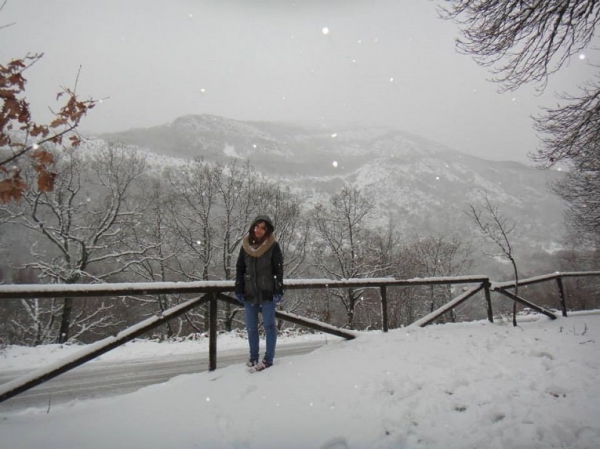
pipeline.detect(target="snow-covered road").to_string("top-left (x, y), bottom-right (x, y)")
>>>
top-left (0, 341), bottom-right (325, 412)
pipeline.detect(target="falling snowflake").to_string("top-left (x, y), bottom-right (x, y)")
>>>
top-left (579, 54), bottom-right (586, 60)
top-left (322, 27), bottom-right (330, 35)
top-left (332, 161), bottom-right (338, 168)
top-left (331, 133), bottom-right (337, 138)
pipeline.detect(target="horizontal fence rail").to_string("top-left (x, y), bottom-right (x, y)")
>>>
top-left (0, 275), bottom-right (491, 299)
top-left (0, 271), bottom-right (597, 404)
top-left (493, 271), bottom-right (600, 289)
top-left (492, 271), bottom-right (600, 317)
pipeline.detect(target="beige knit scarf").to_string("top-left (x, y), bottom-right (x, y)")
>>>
top-left (242, 234), bottom-right (276, 258)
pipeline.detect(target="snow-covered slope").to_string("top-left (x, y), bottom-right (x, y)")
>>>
top-left (2, 312), bottom-right (599, 448)
top-left (99, 114), bottom-right (567, 256)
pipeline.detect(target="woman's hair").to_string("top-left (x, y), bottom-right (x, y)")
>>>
top-left (249, 220), bottom-right (273, 245)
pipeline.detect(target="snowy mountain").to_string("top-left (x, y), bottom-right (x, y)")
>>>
top-left (100, 114), bottom-right (568, 262)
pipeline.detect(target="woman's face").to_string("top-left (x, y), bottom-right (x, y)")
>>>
top-left (254, 221), bottom-right (268, 240)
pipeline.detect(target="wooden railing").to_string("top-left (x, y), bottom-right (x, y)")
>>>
top-left (0, 271), bottom-right (598, 403)
top-left (492, 271), bottom-right (600, 317)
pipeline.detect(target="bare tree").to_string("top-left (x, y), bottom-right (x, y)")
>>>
top-left (164, 160), bottom-right (272, 331)
top-left (116, 176), bottom-right (187, 338)
top-left (167, 159), bottom-right (220, 282)
top-left (467, 191), bottom-right (520, 326)
top-left (8, 298), bottom-right (57, 345)
top-left (311, 186), bottom-right (386, 329)
top-left (556, 237), bottom-right (600, 311)
top-left (212, 160), bottom-right (259, 332)
top-left (1, 142), bottom-right (150, 343)
top-left (533, 80), bottom-right (600, 236)
top-left (254, 180), bottom-right (308, 279)
top-left (163, 158), bottom-right (309, 332)
top-left (441, 1), bottom-right (600, 240)
top-left (406, 235), bottom-right (474, 322)
top-left (214, 160), bottom-right (258, 282)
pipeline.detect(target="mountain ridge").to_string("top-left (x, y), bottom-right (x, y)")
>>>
top-left (97, 114), bottom-right (568, 263)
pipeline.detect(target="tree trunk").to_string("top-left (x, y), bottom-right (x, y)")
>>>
top-left (57, 297), bottom-right (73, 343)
top-left (224, 302), bottom-right (233, 331)
top-left (347, 308), bottom-right (354, 329)
top-left (346, 288), bottom-right (355, 329)
top-left (511, 259), bottom-right (519, 327)
top-left (158, 294), bottom-right (174, 338)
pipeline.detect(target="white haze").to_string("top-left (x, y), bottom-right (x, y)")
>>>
top-left (0, 0), bottom-right (595, 164)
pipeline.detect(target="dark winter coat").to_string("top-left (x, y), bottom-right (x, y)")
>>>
top-left (235, 215), bottom-right (284, 304)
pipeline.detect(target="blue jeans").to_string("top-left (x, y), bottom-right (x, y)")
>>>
top-left (244, 301), bottom-right (277, 364)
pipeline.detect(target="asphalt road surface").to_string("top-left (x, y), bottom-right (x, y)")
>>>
top-left (0, 341), bottom-right (325, 413)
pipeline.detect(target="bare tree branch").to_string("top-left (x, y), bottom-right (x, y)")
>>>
top-left (441, 0), bottom-right (600, 92)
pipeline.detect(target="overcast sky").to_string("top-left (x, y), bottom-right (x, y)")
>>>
top-left (1, 0), bottom-right (596, 164)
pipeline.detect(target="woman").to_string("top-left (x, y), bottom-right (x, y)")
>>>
top-left (235, 215), bottom-right (284, 371)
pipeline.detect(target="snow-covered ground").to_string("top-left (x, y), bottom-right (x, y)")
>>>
top-left (1, 312), bottom-right (599, 449)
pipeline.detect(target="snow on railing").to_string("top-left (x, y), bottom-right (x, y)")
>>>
top-left (492, 271), bottom-right (600, 290)
top-left (0, 275), bottom-right (490, 299)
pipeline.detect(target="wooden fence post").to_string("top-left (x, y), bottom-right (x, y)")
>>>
top-left (484, 280), bottom-right (493, 323)
top-left (380, 286), bottom-right (388, 333)
top-left (209, 293), bottom-right (218, 371)
top-left (556, 276), bottom-right (568, 317)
